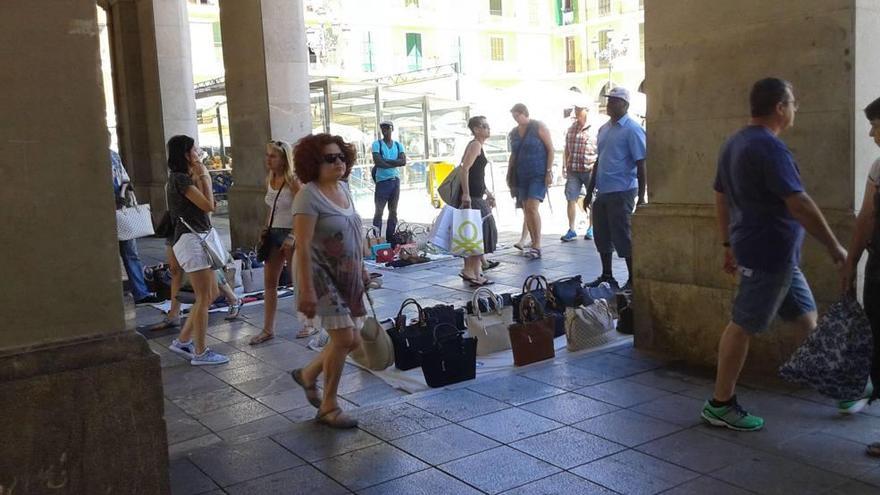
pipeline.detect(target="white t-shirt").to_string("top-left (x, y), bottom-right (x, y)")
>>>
top-left (265, 184), bottom-right (295, 229)
top-left (869, 157), bottom-right (880, 185)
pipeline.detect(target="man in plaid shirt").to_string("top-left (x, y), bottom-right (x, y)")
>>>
top-left (561, 101), bottom-right (598, 242)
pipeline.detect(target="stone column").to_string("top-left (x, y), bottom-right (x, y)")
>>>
top-left (219, 0), bottom-right (312, 248)
top-left (634, 0), bottom-right (879, 372)
top-left (106, 0), bottom-right (198, 217)
top-left (0, 2), bottom-right (168, 493)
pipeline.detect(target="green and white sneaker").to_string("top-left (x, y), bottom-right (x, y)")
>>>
top-left (838, 382), bottom-right (873, 415)
top-left (701, 399), bottom-right (764, 431)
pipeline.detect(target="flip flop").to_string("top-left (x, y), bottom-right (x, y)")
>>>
top-left (468, 277), bottom-right (495, 287)
top-left (248, 331), bottom-right (275, 345)
top-left (148, 316), bottom-right (180, 331)
top-left (291, 368), bottom-right (322, 408)
top-left (483, 260), bottom-right (501, 270)
top-left (315, 407), bottom-right (358, 429)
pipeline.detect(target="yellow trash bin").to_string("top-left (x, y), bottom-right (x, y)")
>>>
top-left (427, 161), bottom-right (455, 208)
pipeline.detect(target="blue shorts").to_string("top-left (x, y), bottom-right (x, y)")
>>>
top-left (564, 171), bottom-right (592, 202)
top-left (516, 176), bottom-right (547, 202)
top-left (732, 265), bottom-right (817, 334)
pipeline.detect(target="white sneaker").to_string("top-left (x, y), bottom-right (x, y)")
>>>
top-left (168, 339), bottom-right (195, 359)
top-left (307, 330), bottom-right (329, 351)
top-left (191, 348), bottom-right (229, 366)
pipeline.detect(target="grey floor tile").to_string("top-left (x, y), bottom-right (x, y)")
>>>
top-left (522, 363), bottom-right (618, 390)
top-left (216, 414), bottom-right (293, 444)
top-left (660, 476), bottom-right (752, 495)
top-left (571, 449), bottom-right (699, 495)
top-left (256, 387), bottom-right (314, 413)
top-left (569, 353), bottom-right (659, 376)
top-left (235, 372), bottom-right (299, 398)
top-left (629, 394), bottom-right (705, 427)
top-left (167, 416), bottom-right (212, 445)
top-left (168, 433), bottom-right (223, 460)
top-left (775, 431), bottom-right (878, 478)
top-left (408, 388), bottom-right (510, 422)
top-left (576, 379), bottom-right (671, 408)
top-left (212, 363), bottom-right (282, 386)
top-left (520, 392), bottom-right (619, 424)
top-left (342, 383), bottom-right (408, 406)
top-left (169, 458), bottom-right (219, 495)
top-left (857, 464), bottom-right (880, 488)
top-left (197, 400), bottom-right (276, 432)
top-left (510, 427), bottom-right (624, 469)
top-left (187, 437), bottom-right (305, 487)
top-left (171, 386), bottom-right (253, 417)
top-left (827, 480), bottom-right (880, 495)
top-left (200, 351), bottom-right (264, 373)
top-left (356, 402), bottom-right (449, 441)
top-left (500, 472), bottom-right (617, 495)
top-left (358, 467), bottom-right (484, 495)
top-left (636, 429), bottom-right (761, 474)
top-left (818, 413), bottom-right (880, 445)
top-left (713, 451), bottom-right (848, 495)
top-left (391, 423), bottom-right (500, 465)
top-left (313, 443), bottom-right (428, 492)
top-left (460, 407), bottom-right (563, 444)
top-left (573, 409), bottom-right (684, 447)
top-left (439, 446), bottom-right (561, 495)
top-left (319, 370), bottom-right (386, 395)
top-left (467, 375), bottom-right (566, 406)
top-left (225, 465), bottom-right (348, 495)
top-left (271, 421), bottom-right (382, 462)
top-left (164, 369), bottom-right (231, 400)
top-left (626, 369), bottom-right (712, 393)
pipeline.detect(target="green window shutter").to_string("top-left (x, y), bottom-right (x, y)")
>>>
top-left (572, 0), bottom-right (579, 23)
top-left (212, 22), bottom-right (222, 45)
top-left (554, 0), bottom-right (562, 26)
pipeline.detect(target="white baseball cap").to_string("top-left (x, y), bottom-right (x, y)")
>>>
top-left (605, 87), bottom-right (631, 103)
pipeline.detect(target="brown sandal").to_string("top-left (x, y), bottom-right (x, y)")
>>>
top-left (867, 442), bottom-right (880, 457)
top-left (291, 368), bottom-right (322, 408)
top-left (248, 331), bottom-right (274, 345)
top-left (316, 407), bottom-right (358, 429)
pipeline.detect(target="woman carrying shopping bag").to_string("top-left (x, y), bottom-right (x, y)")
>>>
top-left (457, 116), bottom-right (498, 287)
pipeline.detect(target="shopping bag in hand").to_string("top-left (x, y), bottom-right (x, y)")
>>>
top-left (428, 205), bottom-right (455, 251)
top-left (450, 208), bottom-right (484, 257)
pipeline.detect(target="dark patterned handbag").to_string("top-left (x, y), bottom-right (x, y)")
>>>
top-left (779, 297), bottom-right (874, 400)
top-left (387, 299), bottom-right (435, 370)
top-left (508, 293), bottom-right (556, 366)
top-left (420, 323), bottom-right (477, 388)
top-left (549, 275), bottom-right (586, 309)
top-left (512, 275), bottom-right (565, 337)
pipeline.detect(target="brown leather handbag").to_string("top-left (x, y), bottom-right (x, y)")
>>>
top-left (508, 293), bottom-right (556, 366)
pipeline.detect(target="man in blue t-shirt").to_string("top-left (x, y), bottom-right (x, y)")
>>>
top-left (371, 121), bottom-right (407, 240)
top-left (702, 78), bottom-right (846, 432)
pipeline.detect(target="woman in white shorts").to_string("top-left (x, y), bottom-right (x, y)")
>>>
top-left (290, 133), bottom-right (370, 429)
top-left (165, 135), bottom-right (229, 366)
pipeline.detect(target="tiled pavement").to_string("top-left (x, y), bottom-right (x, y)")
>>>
top-left (132, 224), bottom-right (880, 494)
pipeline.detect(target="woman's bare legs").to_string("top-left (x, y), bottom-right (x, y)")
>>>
top-left (261, 248), bottom-right (286, 336)
top-left (300, 326), bottom-right (360, 416)
top-left (166, 245), bottom-right (183, 320)
top-left (179, 268), bottom-right (218, 354)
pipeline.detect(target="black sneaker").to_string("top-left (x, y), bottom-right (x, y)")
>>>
top-left (585, 274), bottom-right (617, 288)
top-left (135, 294), bottom-right (165, 305)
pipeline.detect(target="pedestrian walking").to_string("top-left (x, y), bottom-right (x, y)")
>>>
top-left (111, 149), bottom-right (162, 305)
top-left (840, 96), bottom-right (880, 448)
top-left (702, 78), bottom-right (846, 431)
top-left (250, 140), bottom-right (303, 345)
top-left (165, 135), bottom-right (230, 366)
top-left (584, 87), bottom-right (646, 291)
top-left (561, 99), bottom-right (598, 242)
top-left (290, 134), bottom-right (370, 429)
top-left (507, 103), bottom-right (554, 260)
top-left (457, 116), bottom-right (498, 286)
top-left (371, 121), bottom-right (407, 241)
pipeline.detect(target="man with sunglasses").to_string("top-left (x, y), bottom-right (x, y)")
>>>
top-left (371, 121), bottom-right (407, 240)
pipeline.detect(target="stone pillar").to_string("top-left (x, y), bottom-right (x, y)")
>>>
top-left (106, 0), bottom-right (198, 217)
top-left (219, 0), bottom-right (312, 248)
top-left (0, 2), bottom-right (168, 493)
top-left (634, 0), bottom-right (878, 372)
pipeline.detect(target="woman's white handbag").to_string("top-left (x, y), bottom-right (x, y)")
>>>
top-left (116, 191), bottom-right (154, 241)
top-left (564, 299), bottom-right (616, 352)
top-left (350, 293), bottom-right (395, 370)
top-left (466, 287), bottom-right (513, 356)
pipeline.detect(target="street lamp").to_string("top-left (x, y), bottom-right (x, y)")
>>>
top-left (592, 31), bottom-right (630, 88)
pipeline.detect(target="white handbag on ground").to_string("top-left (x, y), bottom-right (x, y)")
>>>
top-left (116, 191), bottom-right (154, 241)
top-left (224, 259), bottom-right (243, 289)
top-left (350, 292), bottom-right (395, 370)
top-left (466, 287), bottom-right (513, 356)
top-left (241, 263), bottom-right (265, 293)
top-left (564, 299), bottom-right (616, 352)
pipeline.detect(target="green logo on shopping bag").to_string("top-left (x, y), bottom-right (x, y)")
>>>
top-left (452, 220), bottom-right (482, 255)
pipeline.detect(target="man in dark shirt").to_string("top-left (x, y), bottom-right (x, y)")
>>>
top-left (701, 78), bottom-right (846, 431)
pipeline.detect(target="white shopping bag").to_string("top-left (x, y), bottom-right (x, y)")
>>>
top-left (451, 208), bottom-right (484, 257)
top-left (428, 205), bottom-right (455, 251)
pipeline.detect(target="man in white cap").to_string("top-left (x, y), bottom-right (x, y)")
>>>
top-left (561, 95), bottom-right (598, 242)
top-left (584, 86), bottom-right (647, 291)
top-left (371, 120), bottom-right (407, 240)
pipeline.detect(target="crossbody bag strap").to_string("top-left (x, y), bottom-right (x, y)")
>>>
top-left (266, 180), bottom-right (284, 228)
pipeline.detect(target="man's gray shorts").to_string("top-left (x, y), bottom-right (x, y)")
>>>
top-left (592, 188), bottom-right (636, 258)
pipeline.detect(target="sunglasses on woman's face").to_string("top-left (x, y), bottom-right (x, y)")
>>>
top-left (323, 153), bottom-right (346, 164)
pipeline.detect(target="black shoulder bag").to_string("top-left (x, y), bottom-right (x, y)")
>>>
top-left (257, 182), bottom-right (284, 262)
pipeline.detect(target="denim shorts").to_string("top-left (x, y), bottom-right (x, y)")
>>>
top-left (592, 189), bottom-right (636, 258)
top-left (516, 175), bottom-right (547, 202)
top-left (564, 171), bottom-right (592, 202)
top-left (267, 227), bottom-right (291, 249)
top-left (732, 265), bottom-right (817, 334)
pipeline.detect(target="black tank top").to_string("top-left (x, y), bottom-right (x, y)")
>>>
top-left (468, 147), bottom-right (488, 197)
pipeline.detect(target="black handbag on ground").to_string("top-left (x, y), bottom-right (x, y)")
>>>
top-left (512, 275), bottom-right (565, 337)
top-left (420, 323), bottom-right (477, 387)
top-left (616, 292), bottom-right (634, 335)
top-left (466, 292), bottom-right (513, 315)
top-left (257, 183), bottom-right (284, 262)
top-left (388, 223), bottom-right (416, 247)
top-left (549, 275), bottom-right (586, 309)
top-left (387, 299), bottom-right (436, 370)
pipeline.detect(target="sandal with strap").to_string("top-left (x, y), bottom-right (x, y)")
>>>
top-left (524, 248), bottom-right (542, 260)
top-left (468, 277), bottom-right (495, 288)
top-left (482, 260), bottom-right (501, 271)
top-left (291, 368), bottom-right (322, 408)
top-left (248, 330), bottom-right (274, 345)
top-left (315, 407), bottom-right (358, 429)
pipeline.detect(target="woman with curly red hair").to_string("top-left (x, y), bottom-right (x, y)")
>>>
top-left (289, 133), bottom-right (369, 428)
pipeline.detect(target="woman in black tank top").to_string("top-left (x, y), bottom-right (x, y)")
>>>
top-left (459, 116), bottom-right (499, 286)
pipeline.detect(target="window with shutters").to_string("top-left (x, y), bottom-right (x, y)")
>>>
top-left (490, 0), bottom-right (503, 16)
top-left (598, 0), bottom-right (611, 16)
top-left (406, 33), bottom-right (423, 70)
top-left (565, 36), bottom-right (577, 72)
top-left (490, 37), bottom-right (505, 61)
